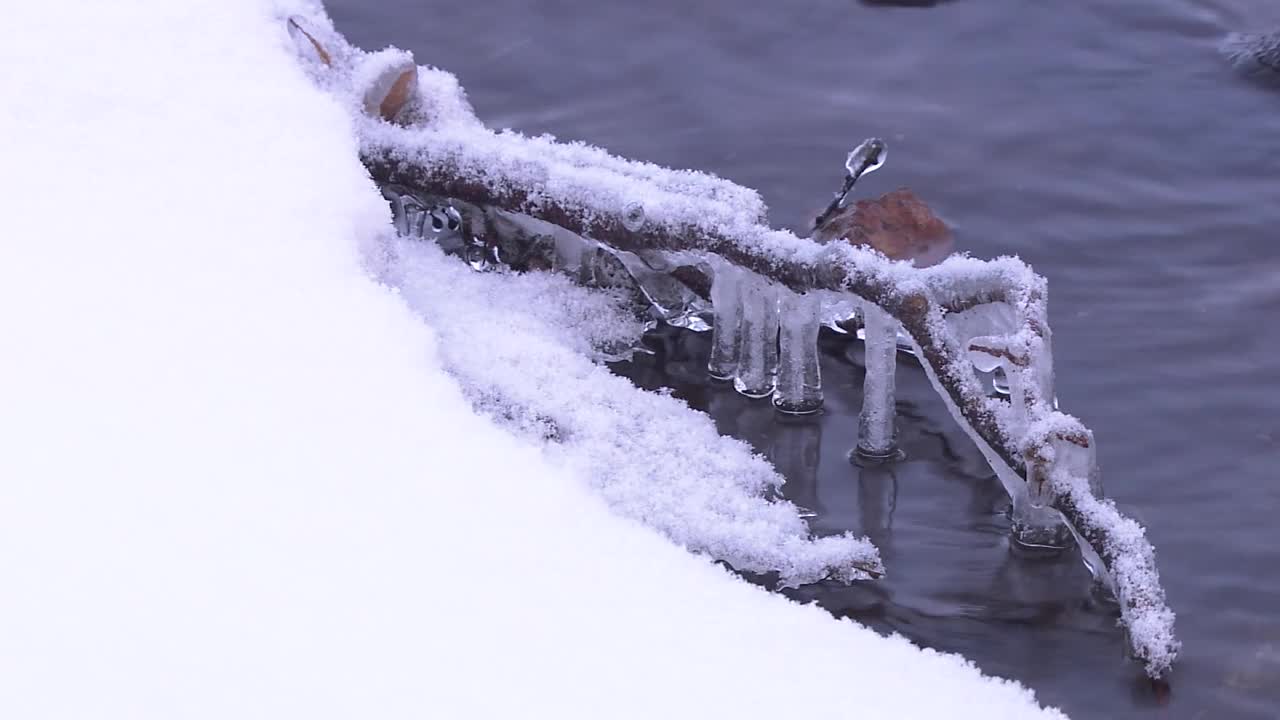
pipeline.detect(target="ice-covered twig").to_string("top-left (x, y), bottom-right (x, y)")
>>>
top-left (288, 11), bottom-right (1178, 677)
top-left (360, 127), bottom-right (1177, 675)
top-left (812, 138), bottom-right (887, 231)
top-left (1220, 29), bottom-right (1280, 77)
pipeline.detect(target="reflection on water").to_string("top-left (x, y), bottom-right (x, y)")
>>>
top-left (614, 324), bottom-right (1272, 719)
top-left (768, 416), bottom-right (825, 519)
top-left (613, 324), bottom-right (1104, 625)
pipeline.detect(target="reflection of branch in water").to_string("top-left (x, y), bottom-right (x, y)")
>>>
top-left (768, 416), bottom-right (823, 518)
top-left (857, 463), bottom-right (899, 538)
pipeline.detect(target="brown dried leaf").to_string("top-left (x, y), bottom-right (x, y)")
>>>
top-left (815, 188), bottom-right (953, 267)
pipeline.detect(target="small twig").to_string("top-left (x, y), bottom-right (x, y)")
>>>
top-left (811, 137), bottom-right (887, 231)
top-left (969, 343), bottom-right (1031, 368)
top-left (287, 17), bottom-right (332, 66)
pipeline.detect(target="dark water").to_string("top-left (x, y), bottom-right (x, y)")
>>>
top-left (330, 1), bottom-right (1280, 717)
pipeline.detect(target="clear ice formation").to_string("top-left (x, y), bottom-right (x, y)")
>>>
top-left (774, 291), bottom-right (824, 415)
top-left (856, 304), bottom-right (900, 460)
top-left (707, 261), bottom-right (744, 380)
top-left (845, 137), bottom-right (887, 179)
top-left (382, 185), bottom-right (711, 333)
top-left (734, 274), bottom-right (779, 398)
top-left (968, 333), bottom-right (1070, 548)
top-left (297, 17), bottom-right (1180, 677)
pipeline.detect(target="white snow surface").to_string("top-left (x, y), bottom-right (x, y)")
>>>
top-left (0, 1), bottom-right (1068, 717)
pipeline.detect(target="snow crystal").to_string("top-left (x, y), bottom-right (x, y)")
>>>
top-left (858, 303), bottom-right (901, 457)
top-left (733, 274), bottom-right (780, 398)
top-left (707, 260), bottom-right (745, 379)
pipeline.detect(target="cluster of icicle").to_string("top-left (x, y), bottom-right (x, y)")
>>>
top-left (285, 6), bottom-right (1178, 678)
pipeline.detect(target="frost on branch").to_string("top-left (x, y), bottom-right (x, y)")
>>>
top-left (286, 9), bottom-right (1178, 677)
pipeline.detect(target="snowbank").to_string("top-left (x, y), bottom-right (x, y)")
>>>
top-left (0, 0), bottom-right (1064, 717)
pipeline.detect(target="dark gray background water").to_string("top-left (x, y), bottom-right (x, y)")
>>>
top-left (330, 1), bottom-right (1280, 717)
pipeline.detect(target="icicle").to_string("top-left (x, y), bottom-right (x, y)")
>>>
top-left (774, 290), bottom-right (823, 415)
top-left (1052, 436), bottom-right (1109, 580)
top-left (857, 464), bottom-right (898, 535)
top-left (856, 303), bottom-right (901, 461)
top-left (287, 16), bottom-right (334, 67)
top-left (384, 188), bottom-right (426, 239)
top-left (734, 274), bottom-right (777, 398)
top-left (609, 250), bottom-right (710, 331)
top-left (764, 290), bottom-right (779, 383)
top-left (707, 261), bottom-right (743, 380)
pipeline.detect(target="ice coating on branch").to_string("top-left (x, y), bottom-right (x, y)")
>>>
top-left (1047, 452), bottom-right (1179, 678)
top-left (380, 239), bottom-right (883, 585)
top-left (946, 302), bottom-right (1019, 354)
top-left (846, 137), bottom-right (887, 178)
top-left (364, 118), bottom-right (793, 257)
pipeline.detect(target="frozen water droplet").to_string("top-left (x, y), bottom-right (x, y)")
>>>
top-left (846, 138), bottom-right (887, 178)
top-left (992, 368), bottom-right (1011, 396)
top-left (465, 245), bottom-right (489, 272)
top-left (622, 202), bottom-right (646, 232)
top-left (444, 205), bottom-right (462, 231)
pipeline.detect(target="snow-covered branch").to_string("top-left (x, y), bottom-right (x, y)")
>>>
top-left (287, 11), bottom-right (1177, 678)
